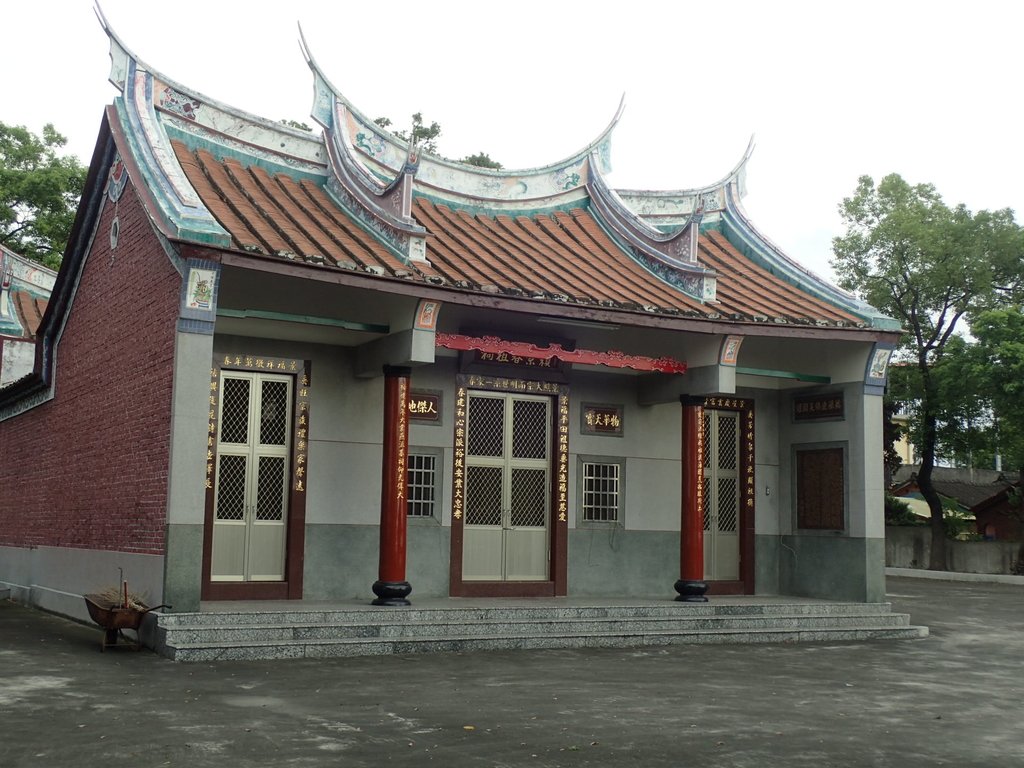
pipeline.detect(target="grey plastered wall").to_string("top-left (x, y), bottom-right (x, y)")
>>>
top-left (750, 388), bottom-right (781, 594)
top-left (886, 526), bottom-right (1021, 574)
top-left (775, 535), bottom-right (885, 602)
top-left (568, 529), bottom-right (679, 598)
top-left (569, 370), bottom-right (682, 533)
top-left (303, 523), bottom-right (451, 600)
top-left (0, 545), bottom-right (164, 621)
top-left (773, 380), bottom-right (886, 602)
top-left (303, 356), bottom-right (459, 599)
top-left (164, 329), bottom-right (216, 611)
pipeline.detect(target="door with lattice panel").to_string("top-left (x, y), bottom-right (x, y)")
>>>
top-left (211, 372), bottom-right (292, 581)
top-left (462, 392), bottom-right (551, 581)
top-left (702, 409), bottom-right (741, 581)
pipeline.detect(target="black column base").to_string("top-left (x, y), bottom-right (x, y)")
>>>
top-left (674, 579), bottom-right (709, 603)
top-left (371, 580), bottom-right (412, 606)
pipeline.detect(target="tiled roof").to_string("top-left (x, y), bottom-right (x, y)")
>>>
top-left (172, 141), bottom-right (861, 326)
top-left (891, 466), bottom-right (1020, 509)
top-left (11, 290), bottom-right (47, 338)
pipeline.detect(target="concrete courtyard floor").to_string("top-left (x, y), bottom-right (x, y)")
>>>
top-left (1, 576), bottom-right (1021, 768)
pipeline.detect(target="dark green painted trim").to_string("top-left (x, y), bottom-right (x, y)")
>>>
top-left (736, 366), bottom-right (831, 383)
top-left (217, 308), bottom-right (389, 334)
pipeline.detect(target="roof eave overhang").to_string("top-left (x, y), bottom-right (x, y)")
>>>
top-left (210, 247), bottom-right (900, 343)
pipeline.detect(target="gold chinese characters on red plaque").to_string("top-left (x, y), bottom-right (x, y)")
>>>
top-left (581, 404), bottom-right (623, 436)
top-left (556, 393), bottom-right (570, 523)
top-left (793, 393), bottom-right (844, 421)
top-left (294, 369), bottom-right (311, 493)
top-left (408, 391), bottom-right (441, 422)
top-left (396, 378), bottom-right (408, 502)
top-left (452, 386), bottom-right (467, 521)
top-left (206, 367), bottom-right (219, 491)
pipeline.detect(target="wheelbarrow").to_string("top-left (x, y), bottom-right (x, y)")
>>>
top-left (83, 593), bottom-right (170, 651)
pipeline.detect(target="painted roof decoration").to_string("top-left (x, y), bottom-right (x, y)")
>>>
top-left (95, 9), bottom-right (899, 332)
top-left (0, 245), bottom-right (55, 341)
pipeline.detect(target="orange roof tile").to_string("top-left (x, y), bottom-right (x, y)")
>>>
top-left (171, 141), bottom-right (861, 327)
top-left (12, 290), bottom-right (46, 338)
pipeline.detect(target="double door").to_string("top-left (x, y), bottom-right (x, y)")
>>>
top-left (462, 392), bottom-right (551, 581)
top-left (210, 371), bottom-right (292, 582)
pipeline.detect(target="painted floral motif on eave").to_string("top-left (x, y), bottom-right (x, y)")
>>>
top-left (617, 189), bottom-right (726, 218)
top-left (340, 107), bottom-right (598, 202)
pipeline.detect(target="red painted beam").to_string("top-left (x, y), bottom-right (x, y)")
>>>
top-left (435, 333), bottom-right (686, 374)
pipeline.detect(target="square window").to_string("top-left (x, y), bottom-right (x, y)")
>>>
top-left (581, 460), bottom-right (621, 523)
top-left (407, 452), bottom-right (438, 518)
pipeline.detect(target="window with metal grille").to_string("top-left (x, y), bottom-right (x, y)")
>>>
top-left (407, 452), bottom-right (438, 518)
top-left (581, 460), bottom-right (622, 523)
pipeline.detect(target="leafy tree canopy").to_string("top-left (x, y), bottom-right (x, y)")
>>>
top-left (460, 152), bottom-right (503, 170)
top-left (965, 306), bottom-right (1024, 469)
top-left (833, 173), bottom-right (1024, 567)
top-left (373, 114), bottom-right (502, 169)
top-left (280, 119), bottom-right (313, 132)
top-left (374, 113), bottom-right (442, 156)
top-left (0, 121), bottom-right (87, 269)
top-left (833, 174), bottom-right (1021, 359)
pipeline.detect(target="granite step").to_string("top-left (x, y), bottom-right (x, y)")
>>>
top-left (160, 623), bottom-right (928, 663)
top-left (158, 601), bottom-right (900, 628)
top-left (159, 612), bottom-right (916, 646)
top-left (154, 601), bottom-right (927, 662)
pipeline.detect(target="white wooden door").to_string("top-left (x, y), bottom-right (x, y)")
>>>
top-left (211, 372), bottom-right (292, 582)
top-left (462, 392), bottom-right (550, 581)
top-left (702, 409), bottom-right (740, 581)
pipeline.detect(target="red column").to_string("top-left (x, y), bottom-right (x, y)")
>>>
top-left (372, 366), bottom-right (412, 606)
top-left (675, 396), bottom-right (709, 602)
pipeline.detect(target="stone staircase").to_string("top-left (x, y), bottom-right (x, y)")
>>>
top-left (153, 600), bottom-right (927, 662)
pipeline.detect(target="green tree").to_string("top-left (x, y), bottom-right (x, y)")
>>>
top-left (374, 113), bottom-right (442, 155)
top-left (0, 121), bottom-right (87, 269)
top-left (969, 307), bottom-right (1024, 471)
top-left (832, 174), bottom-right (1024, 569)
top-left (881, 397), bottom-right (905, 484)
top-left (373, 114), bottom-right (503, 169)
top-left (460, 152), bottom-right (503, 170)
top-left (280, 119), bottom-right (313, 132)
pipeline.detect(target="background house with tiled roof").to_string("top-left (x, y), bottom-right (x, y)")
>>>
top-left (891, 465), bottom-right (1022, 541)
top-left (0, 17), bottom-right (902, 620)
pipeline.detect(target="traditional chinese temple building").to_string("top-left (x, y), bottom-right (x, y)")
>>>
top-left (0, 16), bottom-right (903, 629)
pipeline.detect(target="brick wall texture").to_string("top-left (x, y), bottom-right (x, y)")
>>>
top-left (0, 181), bottom-right (181, 555)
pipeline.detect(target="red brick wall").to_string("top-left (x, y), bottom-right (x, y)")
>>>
top-left (0, 181), bottom-right (181, 555)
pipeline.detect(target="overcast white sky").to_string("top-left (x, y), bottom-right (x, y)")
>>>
top-left (4, 1), bottom-right (1022, 280)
